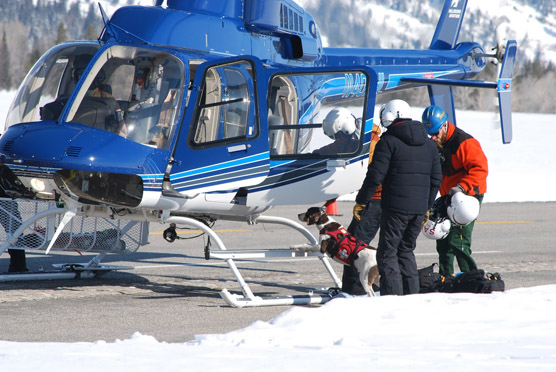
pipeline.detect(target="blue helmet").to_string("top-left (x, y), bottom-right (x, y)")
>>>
top-left (422, 105), bottom-right (448, 135)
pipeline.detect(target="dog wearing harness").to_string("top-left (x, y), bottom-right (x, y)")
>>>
top-left (319, 227), bottom-right (368, 265)
top-left (298, 207), bottom-right (379, 296)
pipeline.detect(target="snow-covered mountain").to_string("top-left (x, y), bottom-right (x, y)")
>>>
top-left (30, 0), bottom-right (556, 66)
top-left (298, 0), bottom-right (556, 66)
top-left (1, 0), bottom-right (554, 112)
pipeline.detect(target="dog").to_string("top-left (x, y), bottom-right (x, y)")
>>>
top-left (297, 207), bottom-right (379, 296)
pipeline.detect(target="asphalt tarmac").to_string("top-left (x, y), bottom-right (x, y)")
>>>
top-left (1, 201), bottom-right (555, 343)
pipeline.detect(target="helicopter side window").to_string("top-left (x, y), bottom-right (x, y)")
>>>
top-left (192, 61), bottom-right (256, 146)
top-left (268, 71), bottom-right (368, 158)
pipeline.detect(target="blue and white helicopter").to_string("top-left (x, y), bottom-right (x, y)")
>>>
top-left (0, 0), bottom-right (516, 306)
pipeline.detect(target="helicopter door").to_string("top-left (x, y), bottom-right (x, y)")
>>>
top-left (168, 57), bottom-right (269, 197)
top-left (264, 67), bottom-right (377, 158)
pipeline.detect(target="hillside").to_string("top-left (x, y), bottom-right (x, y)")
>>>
top-left (0, 0), bottom-right (554, 112)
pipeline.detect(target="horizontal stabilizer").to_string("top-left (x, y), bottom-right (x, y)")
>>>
top-left (401, 77), bottom-right (497, 89)
top-left (404, 40), bottom-right (517, 144)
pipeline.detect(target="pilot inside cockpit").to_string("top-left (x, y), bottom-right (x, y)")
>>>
top-left (40, 54), bottom-right (94, 121)
top-left (36, 45), bottom-right (184, 148)
top-left (85, 69), bottom-right (127, 136)
top-left (313, 108), bottom-right (360, 155)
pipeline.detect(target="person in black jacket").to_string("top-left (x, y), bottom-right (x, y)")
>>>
top-left (355, 100), bottom-right (441, 295)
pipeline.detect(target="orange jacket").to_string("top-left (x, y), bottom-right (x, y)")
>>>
top-left (439, 123), bottom-right (488, 196)
top-left (368, 124), bottom-right (382, 200)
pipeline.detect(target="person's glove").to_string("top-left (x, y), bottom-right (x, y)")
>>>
top-left (353, 203), bottom-right (366, 221)
top-left (449, 184), bottom-right (465, 196)
top-left (422, 209), bottom-right (430, 226)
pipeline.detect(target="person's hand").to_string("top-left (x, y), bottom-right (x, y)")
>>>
top-left (449, 184), bottom-right (465, 196)
top-left (422, 210), bottom-right (430, 226)
top-left (353, 203), bottom-right (366, 221)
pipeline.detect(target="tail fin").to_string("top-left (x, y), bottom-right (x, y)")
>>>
top-left (428, 85), bottom-right (456, 125)
top-left (430, 0), bottom-right (468, 50)
top-left (428, 0), bottom-right (469, 125)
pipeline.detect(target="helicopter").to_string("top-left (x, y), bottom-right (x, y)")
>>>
top-left (0, 0), bottom-right (516, 307)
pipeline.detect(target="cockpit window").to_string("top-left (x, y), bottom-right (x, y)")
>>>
top-left (191, 60), bottom-right (257, 146)
top-left (5, 43), bottom-right (100, 128)
top-left (66, 46), bottom-right (185, 149)
top-left (5, 44), bottom-right (185, 150)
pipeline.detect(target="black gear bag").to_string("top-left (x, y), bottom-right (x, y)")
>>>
top-left (418, 263), bottom-right (443, 293)
top-left (446, 269), bottom-right (505, 293)
top-left (418, 265), bottom-right (505, 294)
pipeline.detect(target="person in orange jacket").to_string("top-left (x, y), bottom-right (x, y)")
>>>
top-left (422, 105), bottom-right (488, 276)
top-left (342, 120), bottom-right (383, 295)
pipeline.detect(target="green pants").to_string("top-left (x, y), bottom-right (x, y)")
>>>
top-left (436, 194), bottom-right (483, 276)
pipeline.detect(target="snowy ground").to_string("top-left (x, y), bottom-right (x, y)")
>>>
top-left (1, 286), bottom-right (556, 371)
top-left (1, 89), bottom-right (555, 370)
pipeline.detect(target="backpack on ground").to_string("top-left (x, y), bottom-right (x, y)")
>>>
top-left (448, 269), bottom-right (505, 293)
top-left (418, 263), bottom-right (443, 293)
top-left (418, 265), bottom-right (505, 294)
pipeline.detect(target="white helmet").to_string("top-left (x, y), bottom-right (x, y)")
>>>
top-left (379, 99), bottom-right (411, 127)
top-left (422, 218), bottom-right (451, 240)
top-left (323, 108), bottom-right (356, 139)
top-left (447, 192), bottom-right (480, 226)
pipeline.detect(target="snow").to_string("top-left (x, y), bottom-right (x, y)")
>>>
top-left (466, 0), bottom-right (556, 64)
top-left (1, 286), bottom-right (556, 371)
top-left (298, 0), bottom-right (556, 64)
top-left (1, 86), bottom-right (555, 369)
top-left (31, 0), bottom-right (154, 18)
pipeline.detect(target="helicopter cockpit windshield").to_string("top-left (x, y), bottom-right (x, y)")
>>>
top-left (5, 43), bottom-right (100, 129)
top-left (5, 43), bottom-right (185, 150)
top-left (66, 46), bottom-right (185, 149)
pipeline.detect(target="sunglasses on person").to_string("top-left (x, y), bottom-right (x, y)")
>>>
top-left (430, 123), bottom-right (446, 137)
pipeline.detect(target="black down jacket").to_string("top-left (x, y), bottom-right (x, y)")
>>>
top-left (355, 119), bottom-right (441, 215)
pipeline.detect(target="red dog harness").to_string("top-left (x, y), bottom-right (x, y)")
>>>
top-left (320, 227), bottom-right (368, 264)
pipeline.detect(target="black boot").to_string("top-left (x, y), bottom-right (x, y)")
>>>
top-left (341, 265), bottom-right (366, 295)
top-left (380, 276), bottom-right (403, 296)
top-left (402, 276), bottom-right (420, 295)
top-left (8, 249), bottom-right (29, 273)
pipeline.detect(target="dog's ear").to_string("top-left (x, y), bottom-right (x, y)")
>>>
top-left (303, 208), bottom-right (319, 225)
top-left (308, 213), bottom-right (320, 225)
top-left (315, 213), bottom-right (331, 226)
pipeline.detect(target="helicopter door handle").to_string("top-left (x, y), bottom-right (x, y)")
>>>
top-left (326, 159), bottom-right (347, 170)
top-left (227, 144), bottom-right (248, 153)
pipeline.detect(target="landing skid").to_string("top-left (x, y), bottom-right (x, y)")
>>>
top-left (220, 289), bottom-right (333, 308)
top-left (165, 214), bottom-right (342, 308)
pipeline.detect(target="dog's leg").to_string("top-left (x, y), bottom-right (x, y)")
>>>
top-left (354, 257), bottom-right (375, 297)
top-left (368, 265), bottom-right (380, 293)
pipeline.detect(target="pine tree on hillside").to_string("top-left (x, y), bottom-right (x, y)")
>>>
top-left (56, 22), bottom-right (68, 44)
top-left (83, 3), bottom-right (100, 38)
top-left (85, 24), bottom-right (98, 41)
top-left (0, 30), bottom-right (11, 90)
top-left (24, 45), bottom-right (42, 77)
